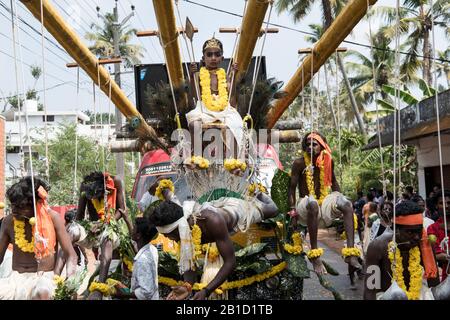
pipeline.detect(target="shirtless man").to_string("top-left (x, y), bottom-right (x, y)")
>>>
top-left (76, 171), bottom-right (133, 300)
top-left (148, 184), bottom-right (278, 300)
top-left (0, 176), bottom-right (77, 299)
top-left (364, 200), bottom-right (439, 300)
top-left (288, 132), bottom-right (361, 274)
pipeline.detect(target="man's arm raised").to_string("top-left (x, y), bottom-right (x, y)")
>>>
top-left (192, 213), bottom-right (236, 300)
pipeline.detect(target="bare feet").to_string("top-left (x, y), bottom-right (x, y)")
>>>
top-left (311, 257), bottom-right (327, 275)
top-left (345, 256), bottom-right (362, 271)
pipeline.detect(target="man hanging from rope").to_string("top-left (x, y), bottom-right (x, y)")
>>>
top-left (288, 132), bottom-right (362, 275)
top-left (75, 171), bottom-right (134, 300)
top-left (147, 179), bottom-right (278, 300)
top-left (186, 36), bottom-right (243, 158)
top-left (364, 200), bottom-right (440, 300)
top-left (0, 176), bottom-right (78, 299)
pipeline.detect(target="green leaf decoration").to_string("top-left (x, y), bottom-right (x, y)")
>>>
top-left (235, 243), bottom-right (268, 258)
top-left (235, 260), bottom-right (272, 273)
top-left (271, 169), bottom-right (291, 214)
top-left (198, 188), bottom-right (243, 204)
top-left (284, 252), bottom-right (310, 279)
top-left (158, 251), bottom-right (180, 277)
top-left (322, 261), bottom-right (340, 276)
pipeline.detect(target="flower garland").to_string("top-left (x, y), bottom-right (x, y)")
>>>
top-left (13, 218), bottom-right (34, 253)
top-left (341, 247), bottom-right (361, 258)
top-left (307, 248), bottom-right (324, 259)
top-left (199, 67), bottom-right (228, 112)
top-left (188, 156), bottom-right (210, 170)
top-left (155, 179), bottom-right (175, 200)
top-left (303, 152), bottom-right (330, 205)
top-left (122, 256), bottom-right (134, 272)
top-left (247, 183), bottom-right (267, 196)
top-left (158, 262), bottom-right (287, 294)
top-left (89, 278), bottom-right (119, 296)
top-left (224, 158), bottom-right (247, 172)
top-left (91, 198), bottom-right (112, 222)
top-left (283, 232), bottom-right (303, 255)
top-left (202, 243), bottom-right (220, 262)
top-left (387, 241), bottom-right (423, 300)
top-left (192, 224), bottom-right (203, 259)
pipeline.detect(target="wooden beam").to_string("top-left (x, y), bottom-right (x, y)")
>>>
top-left (267, 0), bottom-right (377, 128)
top-left (136, 27), bottom-right (198, 37)
top-left (219, 27), bottom-right (279, 34)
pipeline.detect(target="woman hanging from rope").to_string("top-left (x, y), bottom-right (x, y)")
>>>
top-left (288, 132), bottom-right (362, 275)
top-left (186, 37), bottom-right (243, 159)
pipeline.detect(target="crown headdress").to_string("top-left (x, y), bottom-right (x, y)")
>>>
top-left (204, 37), bottom-right (222, 51)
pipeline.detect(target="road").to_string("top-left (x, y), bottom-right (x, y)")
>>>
top-left (302, 233), bottom-right (364, 300)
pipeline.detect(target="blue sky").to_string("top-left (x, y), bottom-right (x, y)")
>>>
top-left (0, 0), bottom-right (447, 114)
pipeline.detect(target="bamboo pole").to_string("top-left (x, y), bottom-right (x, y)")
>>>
top-left (267, 0), bottom-right (378, 128)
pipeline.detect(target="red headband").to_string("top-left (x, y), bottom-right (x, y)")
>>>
top-left (393, 214), bottom-right (423, 226)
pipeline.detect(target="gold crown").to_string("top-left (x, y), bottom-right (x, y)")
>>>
top-left (204, 37), bottom-right (222, 51)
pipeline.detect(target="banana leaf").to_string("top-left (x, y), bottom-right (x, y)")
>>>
top-left (283, 252), bottom-right (309, 279)
top-left (235, 243), bottom-right (268, 259)
top-left (271, 169), bottom-right (291, 214)
top-left (235, 260), bottom-right (272, 273)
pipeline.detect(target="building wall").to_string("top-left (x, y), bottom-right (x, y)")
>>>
top-left (415, 134), bottom-right (450, 199)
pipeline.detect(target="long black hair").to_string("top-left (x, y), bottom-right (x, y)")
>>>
top-left (6, 176), bottom-right (50, 209)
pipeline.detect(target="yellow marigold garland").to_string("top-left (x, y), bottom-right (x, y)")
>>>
top-left (247, 183), bottom-right (267, 196)
top-left (91, 198), bottom-right (112, 222)
top-left (202, 243), bottom-right (220, 262)
top-left (155, 179), bottom-right (175, 200)
top-left (13, 218), bottom-right (34, 253)
top-left (122, 256), bottom-right (134, 272)
top-left (341, 247), bottom-right (361, 258)
top-left (387, 241), bottom-right (422, 300)
top-left (192, 224), bottom-right (203, 259)
top-left (224, 158), bottom-right (247, 172)
top-left (199, 67), bottom-right (228, 112)
top-left (188, 156), bottom-right (210, 170)
top-left (158, 262), bottom-right (287, 294)
top-left (307, 248), bottom-right (324, 259)
top-left (53, 275), bottom-right (65, 286)
top-left (89, 278), bottom-right (119, 296)
top-left (303, 152), bottom-right (330, 206)
top-left (283, 232), bottom-right (303, 255)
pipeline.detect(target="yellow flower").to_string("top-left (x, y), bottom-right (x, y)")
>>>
top-left (123, 256), bottom-right (134, 272)
top-left (54, 275), bottom-right (65, 285)
top-left (341, 247), bottom-right (361, 258)
top-left (13, 218), bottom-right (34, 253)
top-left (192, 224), bottom-right (203, 259)
top-left (307, 248), bottom-right (324, 259)
top-left (199, 67), bottom-right (228, 112)
top-left (303, 152), bottom-right (329, 205)
top-left (247, 183), bottom-right (267, 196)
top-left (188, 156), bottom-right (210, 170)
top-left (89, 281), bottom-right (116, 296)
top-left (224, 158), bottom-right (246, 173)
top-left (283, 232), bottom-right (303, 255)
top-left (29, 217), bottom-right (36, 226)
top-left (387, 241), bottom-right (422, 300)
top-left (155, 179), bottom-right (175, 200)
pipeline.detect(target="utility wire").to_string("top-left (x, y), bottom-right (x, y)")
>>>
top-left (182, 0), bottom-right (450, 64)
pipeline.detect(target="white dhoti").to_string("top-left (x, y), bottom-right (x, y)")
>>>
top-left (296, 192), bottom-right (343, 228)
top-left (0, 271), bottom-right (56, 300)
top-left (186, 101), bottom-right (244, 152)
top-left (196, 197), bottom-right (265, 233)
top-left (376, 279), bottom-right (435, 300)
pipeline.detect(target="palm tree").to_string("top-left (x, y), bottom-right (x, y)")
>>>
top-left (85, 13), bottom-right (144, 69)
top-left (435, 49), bottom-right (450, 88)
top-left (276, 0), bottom-right (367, 135)
top-left (373, 0), bottom-right (450, 86)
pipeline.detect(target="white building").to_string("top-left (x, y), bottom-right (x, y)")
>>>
top-left (364, 89), bottom-right (450, 198)
top-left (3, 100), bottom-right (114, 181)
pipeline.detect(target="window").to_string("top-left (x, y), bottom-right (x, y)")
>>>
top-left (42, 115), bottom-right (55, 122)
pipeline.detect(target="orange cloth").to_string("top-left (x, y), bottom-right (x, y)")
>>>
top-left (307, 133), bottom-right (333, 187)
top-left (420, 229), bottom-right (438, 279)
top-left (34, 186), bottom-right (56, 260)
top-left (394, 213), bottom-right (437, 279)
top-left (394, 214), bottom-right (423, 226)
top-left (103, 173), bottom-right (117, 211)
top-left (91, 173), bottom-right (117, 222)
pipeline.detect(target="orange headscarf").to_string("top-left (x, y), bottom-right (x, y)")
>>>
top-left (34, 186), bottom-right (56, 260)
top-left (91, 173), bottom-right (117, 222)
top-left (394, 213), bottom-right (438, 279)
top-left (307, 133), bottom-right (333, 187)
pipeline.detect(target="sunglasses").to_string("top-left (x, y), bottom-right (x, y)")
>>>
top-left (206, 51), bottom-right (222, 58)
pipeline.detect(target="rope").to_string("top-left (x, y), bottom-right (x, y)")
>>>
top-left (39, 0), bottom-right (49, 181)
top-left (430, 0), bottom-right (448, 255)
top-left (246, 1), bottom-right (273, 116)
top-left (323, 62), bottom-right (337, 128)
top-left (366, 0), bottom-right (386, 196)
top-left (73, 67), bottom-right (79, 203)
top-left (335, 53), bottom-right (342, 186)
top-left (309, 51), bottom-right (315, 162)
top-left (9, 0), bottom-right (25, 177)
